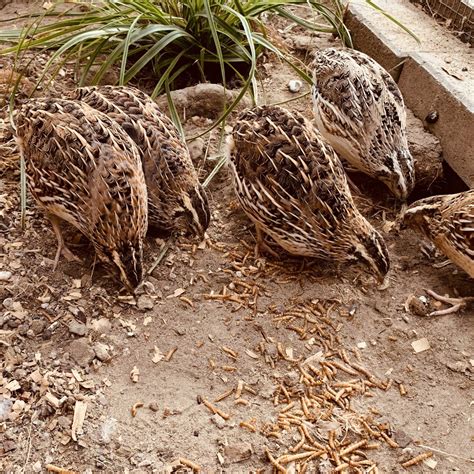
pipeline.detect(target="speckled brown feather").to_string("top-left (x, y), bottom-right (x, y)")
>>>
top-left (67, 85), bottom-right (209, 237)
top-left (227, 105), bottom-right (390, 278)
top-left (15, 98), bottom-right (148, 289)
top-left (404, 190), bottom-right (474, 278)
top-left (312, 48), bottom-right (414, 200)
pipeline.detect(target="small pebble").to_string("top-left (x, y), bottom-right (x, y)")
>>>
top-left (223, 442), bottom-right (253, 463)
top-left (68, 320), bottom-right (88, 337)
top-left (0, 271), bottom-right (12, 281)
top-left (288, 79), bottom-right (302, 93)
top-left (137, 295), bottom-right (154, 311)
top-left (211, 413), bottom-right (226, 429)
top-left (68, 338), bottom-right (95, 367)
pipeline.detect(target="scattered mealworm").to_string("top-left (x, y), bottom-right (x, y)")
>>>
top-left (280, 384), bottom-right (291, 402)
top-left (164, 347), bottom-right (177, 361)
top-left (328, 361), bottom-right (359, 376)
top-left (46, 465), bottom-right (76, 474)
top-left (235, 398), bottom-right (249, 405)
top-left (221, 346), bottom-right (238, 359)
top-left (222, 365), bottom-right (237, 372)
top-left (365, 442), bottom-right (381, 449)
top-left (401, 451), bottom-right (433, 467)
top-left (399, 383), bottom-right (407, 396)
top-left (278, 451), bottom-right (317, 463)
top-left (380, 431), bottom-right (399, 448)
top-left (239, 420), bottom-right (257, 432)
top-left (179, 296), bottom-right (194, 308)
top-left (131, 402), bottom-right (144, 417)
top-left (290, 427), bottom-right (306, 453)
top-left (301, 396), bottom-right (311, 418)
top-left (265, 447), bottom-right (287, 473)
top-left (340, 440), bottom-right (367, 456)
top-left (214, 388), bottom-right (234, 402)
top-left (281, 401), bottom-right (296, 413)
top-left (235, 379), bottom-right (244, 398)
top-left (244, 384), bottom-right (257, 395)
top-left (179, 457), bottom-right (201, 472)
top-left (202, 398), bottom-right (230, 420)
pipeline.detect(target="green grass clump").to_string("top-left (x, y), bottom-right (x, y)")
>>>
top-left (0, 0), bottom-right (350, 97)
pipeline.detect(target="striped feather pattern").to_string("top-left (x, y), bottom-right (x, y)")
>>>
top-left (404, 190), bottom-right (474, 277)
top-left (15, 98), bottom-right (148, 289)
top-left (227, 105), bottom-right (390, 278)
top-left (312, 48), bottom-right (414, 200)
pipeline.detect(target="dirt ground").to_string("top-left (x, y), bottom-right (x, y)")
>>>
top-left (0, 1), bottom-right (473, 473)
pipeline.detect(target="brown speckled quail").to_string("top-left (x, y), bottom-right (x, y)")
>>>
top-left (15, 98), bottom-right (148, 291)
top-left (403, 190), bottom-right (473, 314)
top-left (68, 85), bottom-right (210, 238)
top-left (312, 48), bottom-right (415, 200)
top-left (226, 104), bottom-right (390, 280)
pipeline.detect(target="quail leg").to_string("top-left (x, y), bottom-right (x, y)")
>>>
top-left (426, 289), bottom-right (474, 316)
top-left (48, 215), bottom-right (81, 270)
top-left (254, 225), bottom-right (279, 258)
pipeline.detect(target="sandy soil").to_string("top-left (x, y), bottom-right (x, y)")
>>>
top-left (0, 2), bottom-right (473, 473)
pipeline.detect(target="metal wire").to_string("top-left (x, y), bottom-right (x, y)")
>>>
top-left (411, 0), bottom-right (473, 44)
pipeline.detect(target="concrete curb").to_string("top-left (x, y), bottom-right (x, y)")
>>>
top-left (346, 3), bottom-right (474, 188)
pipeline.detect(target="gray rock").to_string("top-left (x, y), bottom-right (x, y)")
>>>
top-left (68, 320), bottom-right (88, 337)
top-left (94, 342), bottom-right (112, 362)
top-left (188, 138), bottom-right (205, 163)
top-left (30, 319), bottom-right (47, 335)
top-left (137, 295), bottom-right (154, 311)
top-left (393, 429), bottom-right (412, 448)
top-left (90, 318), bottom-right (112, 334)
top-left (68, 338), bottom-right (95, 367)
top-left (210, 414), bottom-right (226, 429)
top-left (223, 442), bottom-right (253, 464)
top-left (446, 361), bottom-right (469, 374)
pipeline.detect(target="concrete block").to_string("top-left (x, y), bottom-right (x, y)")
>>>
top-left (345, 5), bottom-right (407, 81)
top-left (398, 52), bottom-right (474, 188)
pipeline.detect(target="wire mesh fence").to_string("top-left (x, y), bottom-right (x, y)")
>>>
top-left (410, 0), bottom-right (473, 44)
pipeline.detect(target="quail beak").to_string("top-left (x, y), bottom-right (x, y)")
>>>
top-left (377, 272), bottom-right (390, 290)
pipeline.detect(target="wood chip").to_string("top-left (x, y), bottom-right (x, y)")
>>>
top-left (411, 338), bottom-right (430, 353)
top-left (423, 457), bottom-right (438, 469)
top-left (44, 392), bottom-right (61, 409)
top-left (167, 288), bottom-right (186, 298)
top-left (71, 400), bottom-right (87, 441)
